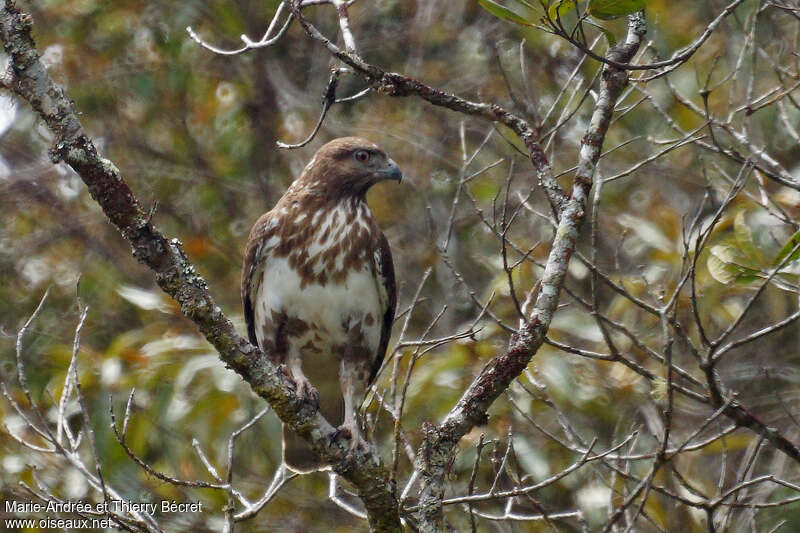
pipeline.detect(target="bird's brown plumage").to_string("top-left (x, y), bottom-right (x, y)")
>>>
top-left (241, 137), bottom-right (399, 471)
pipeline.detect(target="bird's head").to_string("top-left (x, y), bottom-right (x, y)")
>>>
top-left (298, 137), bottom-right (402, 198)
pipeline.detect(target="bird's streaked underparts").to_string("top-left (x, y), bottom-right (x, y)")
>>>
top-left (242, 137), bottom-right (400, 472)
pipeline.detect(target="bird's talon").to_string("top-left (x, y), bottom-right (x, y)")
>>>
top-left (332, 426), bottom-right (352, 441)
top-left (335, 424), bottom-right (363, 451)
top-left (293, 377), bottom-right (319, 408)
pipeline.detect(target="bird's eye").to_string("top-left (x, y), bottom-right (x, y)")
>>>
top-left (354, 150), bottom-right (370, 163)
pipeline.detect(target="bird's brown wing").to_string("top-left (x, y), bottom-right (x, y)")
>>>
top-left (368, 231), bottom-right (397, 385)
top-left (241, 212), bottom-right (273, 347)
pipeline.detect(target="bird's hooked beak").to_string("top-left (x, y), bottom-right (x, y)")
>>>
top-left (376, 158), bottom-right (403, 183)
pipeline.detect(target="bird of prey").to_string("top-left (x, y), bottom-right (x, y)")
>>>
top-left (241, 137), bottom-right (400, 472)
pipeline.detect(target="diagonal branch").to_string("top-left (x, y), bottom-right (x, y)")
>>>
top-left (543, 0), bottom-right (745, 77)
top-left (0, 2), bottom-right (400, 531)
top-left (287, 0), bottom-right (568, 213)
top-left (411, 13), bottom-right (648, 532)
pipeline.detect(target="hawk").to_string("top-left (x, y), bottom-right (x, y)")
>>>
top-left (241, 137), bottom-right (400, 471)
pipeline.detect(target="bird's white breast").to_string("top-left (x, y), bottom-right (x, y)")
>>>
top-left (253, 203), bottom-right (383, 357)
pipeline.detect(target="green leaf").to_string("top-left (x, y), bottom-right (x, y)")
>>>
top-left (707, 245), bottom-right (762, 285)
top-left (707, 246), bottom-right (738, 284)
top-left (585, 19), bottom-right (616, 45)
top-left (479, 0), bottom-right (535, 25)
top-left (774, 229), bottom-right (800, 267)
top-left (509, 0), bottom-right (540, 9)
top-left (733, 211), bottom-right (762, 263)
top-left (548, 0), bottom-right (580, 20)
top-left (588, 0), bottom-right (646, 20)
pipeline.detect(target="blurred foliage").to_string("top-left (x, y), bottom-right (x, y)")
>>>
top-left (1, 0), bottom-right (799, 532)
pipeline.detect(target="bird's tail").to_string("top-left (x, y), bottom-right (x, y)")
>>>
top-left (280, 354), bottom-right (346, 472)
top-left (282, 423), bottom-right (327, 473)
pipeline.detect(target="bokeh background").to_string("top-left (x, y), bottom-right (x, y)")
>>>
top-left (1, 0), bottom-right (799, 531)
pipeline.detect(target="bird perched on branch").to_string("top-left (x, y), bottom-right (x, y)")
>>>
top-left (241, 137), bottom-right (400, 472)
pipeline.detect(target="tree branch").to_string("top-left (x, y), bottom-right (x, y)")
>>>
top-left (0, 2), bottom-right (401, 531)
top-left (411, 13), bottom-right (648, 532)
top-left (287, 0), bottom-right (568, 213)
